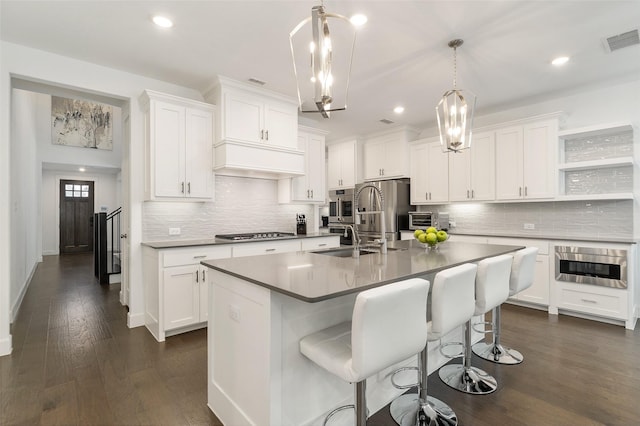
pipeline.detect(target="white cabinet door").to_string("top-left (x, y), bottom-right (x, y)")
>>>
top-left (185, 107), bottom-right (214, 199)
top-left (164, 265), bottom-right (199, 330)
top-left (448, 149), bottom-right (471, 202)
top-left (469, 131), bottom-right (496, 201)
top-left (154, 101), bottom-right (186, 198)
top-left (410, 143), bottom-right (429, 204)
top-left (426, 142), bottom-right (449, 203)
top-left (327, 141), bottom-right (357, 189)
top-left (264, 100), bottom-right (298, 149)
top-left (289, 131), bottom-right (326, 203)
top-left (364, 138), bottom-right (409, 180)
top-left (364, 141), bottom-right (385, 180)
top-left (522, 120), bottom-right (555, 199)
top-left (224, 92), bottom-right (263, 144)
top-left (199, 266), bottom-right (209, 322)
top-left (496, 126), bottom-right (524, 200)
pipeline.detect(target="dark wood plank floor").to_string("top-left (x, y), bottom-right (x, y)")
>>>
top-left (2, 253), bottom-right (639, 425)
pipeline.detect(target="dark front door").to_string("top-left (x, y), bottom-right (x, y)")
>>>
top-left (60, 180), bottom-right (94, 254)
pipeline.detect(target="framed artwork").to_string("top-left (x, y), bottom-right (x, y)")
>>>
top-left (51, 96), bottom-right (113, 150)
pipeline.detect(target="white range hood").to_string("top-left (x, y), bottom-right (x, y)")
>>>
top-left (213, 140), bottom-right (305, 180)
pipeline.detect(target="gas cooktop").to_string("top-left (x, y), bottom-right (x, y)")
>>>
top-left (215, 232), bottom-right (295, 241)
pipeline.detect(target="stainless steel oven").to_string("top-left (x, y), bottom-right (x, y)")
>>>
top-left (555, 246), bottom-right (627, 289)
top-left (328, 188), bottom-right (355, 224)
top-left (409, 212), bottom-right (433, 230)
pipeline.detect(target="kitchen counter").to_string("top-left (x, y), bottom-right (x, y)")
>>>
top-left (402, 230), bottom-right (638, 244)
top-left (205, 240), bottom-right (524, 425)
top-left (141, 232), bottom-right (331, 249)
top-left (202, 239), bottom-right (522, 302)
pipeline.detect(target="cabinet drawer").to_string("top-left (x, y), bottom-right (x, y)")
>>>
top-left (301, 236), bottom-right (340, 251)
top-left (232, 240), bottom-right (301, 258)
top-left (557, 283), bottom-right (628, 320)
top-left (162, 246), bottom-right (232, 267)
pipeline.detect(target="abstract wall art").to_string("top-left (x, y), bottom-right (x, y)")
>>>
top-left (51, 96), bottom-right (113, 150)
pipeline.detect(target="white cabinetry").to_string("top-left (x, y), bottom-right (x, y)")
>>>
top-left (300, 236), bottom-right (340, 251)
top-left (448, 131), bottom-right (495, 201)
top-left (327, 140), bottom-right (360, 189)
top-left (556, 124), bottom-right (634, 200)
top-left (363, 128), bottom-right (418, 181)
top-left (141, 90), bottom-right (215, 201)
top-left (495, 119), bottom-right (557, 200)
top-left (143, 245), bottom-right (232, 342)
top-left (410, 140), bottom-right (449, 204)
top-left (278, 126), bottom-right (327, 203)
top-left (206, 76), bottom-right (304, 179)
top-left (232, 239), bottom-right (302, 258)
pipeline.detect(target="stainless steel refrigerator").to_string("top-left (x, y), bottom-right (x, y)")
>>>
top-left (354, 179), bottom-right (412, 244)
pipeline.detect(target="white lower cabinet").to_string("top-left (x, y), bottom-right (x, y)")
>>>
top-left (300, 236), bottom-right (340, 251)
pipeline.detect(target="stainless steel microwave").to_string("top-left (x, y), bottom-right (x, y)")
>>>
top-left (409, 212), bottom-right (433, 230)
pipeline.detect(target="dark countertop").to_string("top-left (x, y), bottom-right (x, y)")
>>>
top-left (202, 239), bottom-right (524, 303)
top-left (141, 232), bottom-right (336, 249)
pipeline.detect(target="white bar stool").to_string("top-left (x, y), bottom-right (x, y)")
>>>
top-left (439, 254), bottom-right (513, 395)
top-left (473, 247), bottom-right (539, 364)
top-left (389, 263), bottom-right (478, 426)
top-left (300, 278), bottom-right (430, 426)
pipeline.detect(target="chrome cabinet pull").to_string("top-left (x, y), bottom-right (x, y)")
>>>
top-left (466, 190), bottom-right (470, 199)
top-left (311, 189), bottom-right (314, 198)
top-left (195, 270), bottom-right (199, 283)
top-left (318, 243), bottom-right (327, 247)
top-left (519, 187), bottom-right (522, 196)
top-left (181, 182), bottom-right (185, 193)
top-left (193, 255), bottom-right (207, 259)
top-left (188, 182), bottom-right (191, 194)
top-left (525, 186), bottom-right (528, 196)
top-left (472, 189), bottom-right (475, 198)
top-left (260, 129), bottom-right (264, 140)
top-left (581, 298), bottom-right (598, 304)
top-left (202, 270), bottom-right (206, 281)
top-left (265, 130), bottom-right (269, 140)
top-left (265, 248), bottom-right (276, 252)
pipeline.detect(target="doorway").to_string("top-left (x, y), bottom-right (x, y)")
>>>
top-left (59, 179), bottom-right (95, 254)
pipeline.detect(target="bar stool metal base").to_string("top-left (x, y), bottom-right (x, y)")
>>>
top-left (390, 394), bottom-right (458, 426)
top-left (438, 364), bottom-right (497, 395)
top-left (472, 341), bottom-right (523, 365)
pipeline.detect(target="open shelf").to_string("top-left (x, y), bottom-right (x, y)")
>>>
top-left (557, 157), bottom-right (634, 171)
top-left (558, 123), bottom-right (633, 139)
top-left (555, 193), bottom-right (634, 201)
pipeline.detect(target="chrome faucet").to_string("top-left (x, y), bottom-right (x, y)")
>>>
top-left (355, 183), bottom-right (387, 254)
top-left (343, 224), bottom-right (361, 258)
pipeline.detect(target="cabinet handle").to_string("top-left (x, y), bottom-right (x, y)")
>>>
top-left (193, 255), bottom-right (207, 259)
top-left (311, 189), bottom-right (314, 198)
top-left (195, 270), bottom-right (199, 283)
top-left (188, 182), bottom-right (191, 194)
top-left (519, 187), bottom-right (522, 196)
top-left (318, 243), bottom-right (327, 247)
top-left (181, 182), bottom-right (185, 193)
top-left (581, 298), bottom-right (598, 304)
top-left (471, 189), bottom-right (475, 198)
top-left (429, 192), bottom-right (432, 200)
top-left (382, 168), bottom-right (384, 176)
top-left (466, 190), bottom-right (470, 199)
top-left (265, 130), bottom-right (269, 140)
top-left (425, 192), bottom-right (428, 200)
top-left (261, 129), bottom-right (264, 140)
top-left (202, 270), bottom-right (206, 281)
top-left (525, 186), bottom-right (528, 196)
top-left (265, 248), bottom-right (276, 252)
top-left (120, 234), bottom-right (128, 239)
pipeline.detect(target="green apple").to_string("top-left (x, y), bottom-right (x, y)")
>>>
top-left (426, 227), bottom-right (437, 234)
top-left (418, 233), bottom-right (429, 243)
top-left (436, 230), bottom-right (448, 242)
top-left (426, 232), bottom-right (438, 245)
top-left (414, 229), bottom-right (425, 238)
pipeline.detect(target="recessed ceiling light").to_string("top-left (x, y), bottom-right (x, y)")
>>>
top-left (152, 15), bottom-right (173, 28)
top-left (350, 14), bottom-right (367, 27)
top-left (393, 106), bottom-right (405, 114)
top-left (78, 167), bottom-right (86, 172)
top-left (551, 56), bottom-right (570, 66)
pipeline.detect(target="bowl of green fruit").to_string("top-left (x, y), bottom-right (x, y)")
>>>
top-left (414, 227), bottom-right (448, 250)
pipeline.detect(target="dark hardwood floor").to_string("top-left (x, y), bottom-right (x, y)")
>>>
top-left (1, 253), bottom-right (639, 425)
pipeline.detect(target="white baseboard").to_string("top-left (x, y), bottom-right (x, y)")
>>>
top-left (11, 260), bottom-right (39, 322)
top-left (0, 335), bottom-right (12, 357)
top-left (42, 249), bottom-right (58, 256)
top-left (127, 312), bottom-right (145, 328)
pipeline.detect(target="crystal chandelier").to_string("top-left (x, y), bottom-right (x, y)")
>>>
top-left (436, 39), bottom-right (476, 153)
top-left (289, 3), bottom-right (364, 118)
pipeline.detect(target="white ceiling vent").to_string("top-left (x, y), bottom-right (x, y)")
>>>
top-left (248, 77), bottom-right (266, 85)
top-left (379, 118), bottom-right (395, 124)
top-left (603, 29), bottom-right (640, 52)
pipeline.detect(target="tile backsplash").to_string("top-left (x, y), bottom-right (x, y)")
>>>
top-left (143, 175), bottom-right (315, 241)
top-left (420, 200), bottom-right (633, 240)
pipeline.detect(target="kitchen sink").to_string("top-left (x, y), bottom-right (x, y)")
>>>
top-left (313, 247), bottom-right (405, 258)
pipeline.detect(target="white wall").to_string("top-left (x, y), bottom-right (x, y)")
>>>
top-left (41, 170), bottom-right (119, 255)
top-left (0, 41), bottom-right (206, 356)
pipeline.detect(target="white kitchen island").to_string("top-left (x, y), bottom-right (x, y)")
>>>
top-left (202, 240), bottom-right (524, 426)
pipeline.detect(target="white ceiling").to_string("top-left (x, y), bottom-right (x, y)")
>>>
top-left (2, 1), bottom-right (639, 141)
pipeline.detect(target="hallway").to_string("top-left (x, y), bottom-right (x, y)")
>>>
top-left (0, 253), bottom-right (221, 425)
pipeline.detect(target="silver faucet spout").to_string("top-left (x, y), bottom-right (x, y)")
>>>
top-left (355, 183), bottom-right (388, 255)
top-left (343, 224), bottom-right (360, 258)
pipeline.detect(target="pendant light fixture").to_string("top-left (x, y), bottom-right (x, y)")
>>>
top-left (436, 39), bottom-right (476, 153)
top-left (289, 2), bottom-right (364, 118)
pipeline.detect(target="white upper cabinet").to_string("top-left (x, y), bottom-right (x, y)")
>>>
top-left (410, 140), bottom-right (449, 204)
top-left (141, 90), bottom-right (214, 201)
top-left (496, 118), bottom-right (557, 200)
top-left (327, 140), bottom-right (360, 189)
top-left (363, 128), bottom-right (418, 181)
top-left (279, 126), bottom-right (328, 203)
top-left (448, 131), bottom-right (495, 201)
top-left (212, 77), bottom-right (297, 149)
